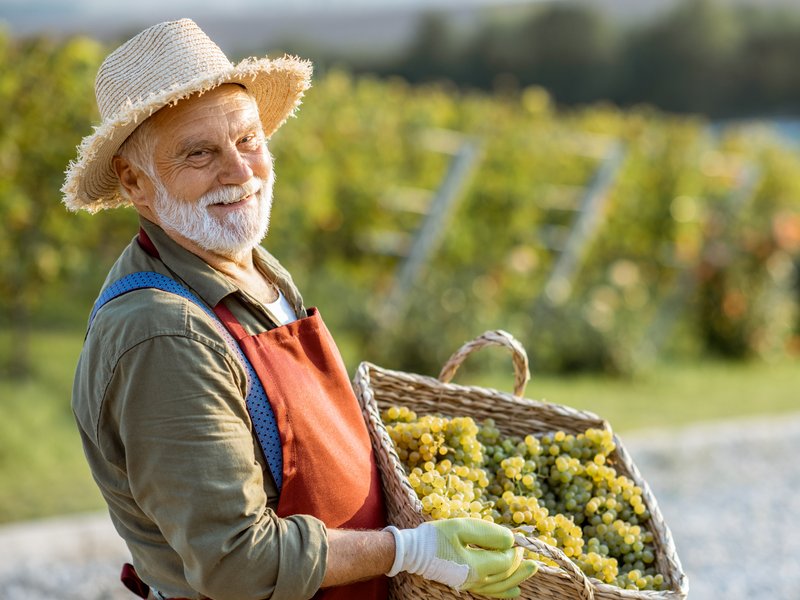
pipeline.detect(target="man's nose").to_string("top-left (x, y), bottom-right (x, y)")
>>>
top-left (218, 148), bottom-right (254, 186)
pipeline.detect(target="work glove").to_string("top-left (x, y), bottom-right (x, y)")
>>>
top-left (385, 518), bottom-right (538, 599)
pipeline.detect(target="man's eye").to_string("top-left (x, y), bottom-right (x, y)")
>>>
top-left (188, 149), bottom-right (207, 158)
top-left (239, 134), bottom-right (262, 147)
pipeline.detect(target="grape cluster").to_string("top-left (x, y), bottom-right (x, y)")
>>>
top-left (382, 406), bottom-right (668, 591)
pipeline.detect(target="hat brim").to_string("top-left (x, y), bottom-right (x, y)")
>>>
top-left (62, 54), bottom-right (312, 213)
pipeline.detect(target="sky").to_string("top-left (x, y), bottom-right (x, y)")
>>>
top-left (0, 0), bottom-right (555, 56)
top-left (1, 0), bottom-right (543, 26)
top-left (0, 0), bottom-right (672, 38)
top-left (3, 0), bottom-right (796, 34)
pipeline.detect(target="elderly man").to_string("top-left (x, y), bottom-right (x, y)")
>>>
top-left (64, 19), bottom-right (536, 600)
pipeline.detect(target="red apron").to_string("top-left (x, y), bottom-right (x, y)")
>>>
top-left (213, 303), bottom-right (389, 600)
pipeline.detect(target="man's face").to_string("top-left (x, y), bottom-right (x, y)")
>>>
top-left (145, 84), bottom-right (274, 259)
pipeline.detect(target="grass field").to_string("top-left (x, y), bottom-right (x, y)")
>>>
top-left (0, 329), bottom-right (104, 524)
top-left (1, 328), bottom-right (798, 524)
top-left (464, 358), bottom-right (800, 431)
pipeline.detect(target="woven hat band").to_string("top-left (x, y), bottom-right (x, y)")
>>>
top-left (95, 19), bottom-right (233, 120)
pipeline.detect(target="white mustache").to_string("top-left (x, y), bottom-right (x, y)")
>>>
top-left (201, 179), bottom-right (262, 207)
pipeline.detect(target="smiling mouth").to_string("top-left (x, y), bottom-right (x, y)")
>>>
top-left (212, 192), bottom-right (256, 207)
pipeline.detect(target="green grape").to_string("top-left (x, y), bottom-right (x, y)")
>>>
top-left (381, 406), bottom-right (669, 591)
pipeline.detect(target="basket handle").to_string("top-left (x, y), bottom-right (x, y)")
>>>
top-left (513, 531), bottom-right (595, 600)
top-left (437, 330), bottom-right (530, 397)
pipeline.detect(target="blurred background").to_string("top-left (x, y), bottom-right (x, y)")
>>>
top-left (1, 0), bottom-right (799, 597)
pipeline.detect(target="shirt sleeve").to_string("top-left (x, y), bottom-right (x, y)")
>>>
top-left (104, 332), bottom-right (328, 600)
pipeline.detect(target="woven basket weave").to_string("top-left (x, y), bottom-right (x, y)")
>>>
top-left (353, 330), bottom-right (689, 600)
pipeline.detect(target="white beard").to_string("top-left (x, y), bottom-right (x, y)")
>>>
top-left (151, 171), bottom-right (274, 260)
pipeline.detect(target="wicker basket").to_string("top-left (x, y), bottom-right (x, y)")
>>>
top-left (353, 330), bottom-right (689, 600)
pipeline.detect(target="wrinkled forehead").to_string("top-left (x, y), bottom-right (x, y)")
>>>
top-left (150, 84), bottom-right (259, 131)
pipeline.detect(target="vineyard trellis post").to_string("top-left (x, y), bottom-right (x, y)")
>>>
top-left (378, 132), bottom-right (482, 329)
top-left (530, 140), bottom-right (626, 326)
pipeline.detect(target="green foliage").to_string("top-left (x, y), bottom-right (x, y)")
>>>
top-left (1, 33), bottom-right (799, 378)
top-left (0, 33), bottom-right (103, 298)
top-left (0, 31), bottom-right (139, 374)
top-left (0, 32), bottom-right (107, 375)
top-left (690, 129), bottom-right (800, 359)
top-left (266, 73), bottom-right (800, 375)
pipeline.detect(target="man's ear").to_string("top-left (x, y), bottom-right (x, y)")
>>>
top-left (112, 155), bottom-right (151, 209)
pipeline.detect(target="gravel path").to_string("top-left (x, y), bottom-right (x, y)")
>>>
top-left (2, 413), bottom-right (799, 600)
top-left (623, 413), bottom-right (800, 600)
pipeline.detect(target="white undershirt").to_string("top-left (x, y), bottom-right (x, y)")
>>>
top-left (266, 290), bottom-right (297, 325)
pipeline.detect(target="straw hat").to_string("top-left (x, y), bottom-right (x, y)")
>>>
top-left (62, 18), bottom-right (312, 213)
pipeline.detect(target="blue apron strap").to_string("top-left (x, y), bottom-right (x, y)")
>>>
top-left (88, 271), bottom-right (283, 492)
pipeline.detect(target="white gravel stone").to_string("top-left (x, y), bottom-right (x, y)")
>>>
top-left (623, 413), bottom-right (800, 600)
top-left (0, 513), bottom-right (129, 599)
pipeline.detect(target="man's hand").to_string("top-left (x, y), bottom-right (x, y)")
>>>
top-left (385, 518), bottom-right (538, 599)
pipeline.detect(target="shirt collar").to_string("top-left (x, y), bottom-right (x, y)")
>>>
top-left (139, 217), bottom-right (238, 308)
top-left (138, 217), bottom-right (306, 317)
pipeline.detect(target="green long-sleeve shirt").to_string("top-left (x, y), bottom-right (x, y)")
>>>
top-left (72, 218), bottom-right (328, 600)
